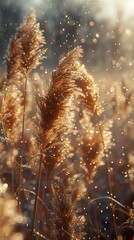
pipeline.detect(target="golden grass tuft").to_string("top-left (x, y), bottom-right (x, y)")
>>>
top-left (6, 9), bottom-right (46, 79)
top-left (37, 48), bottom-right (83, 178)
top-left (1, 86), bottom-right (23, 145)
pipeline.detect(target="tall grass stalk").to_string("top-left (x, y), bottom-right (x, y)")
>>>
top-left (19, 75), bottom-right (28, 209)
top-left (31, 153), bottom-right (43, 239)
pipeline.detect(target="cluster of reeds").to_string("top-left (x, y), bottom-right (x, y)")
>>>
top-left (0, 10), bottom-right (133, 240)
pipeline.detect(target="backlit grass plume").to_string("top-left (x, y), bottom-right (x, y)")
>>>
top-left (37, 49), bottom-right (84, 179)
top-left (37, 46), bottom-right (101, 181)
top-left (78, 111), bottom-right (103, 183)
top-left (4, 9), bottom-right (46, 209)
top-left (58, 46), bottom-right (100, 116)
top-left (2, 86), bottom-right (23, 145)
top-left (6, 9), bottom-right (46, 79)
top-left (75, 63), bottom-right (100, 115)
top-left (4, 8), bottom-right (46, 152)
top-left (78, 110), bottom-right (112, 183)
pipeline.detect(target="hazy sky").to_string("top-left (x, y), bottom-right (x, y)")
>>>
top-left (1, 0), bottom-right (134, 20)
top-left (99, 0), bottom-right (134, 19)
top-left (0, 0), bottom-right (134, 69)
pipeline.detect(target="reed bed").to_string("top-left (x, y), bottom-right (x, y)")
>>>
top-left (0, 10), bottom-right (133, 240)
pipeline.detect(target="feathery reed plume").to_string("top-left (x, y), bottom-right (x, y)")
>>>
top-left (32, 47), bottom-right (82, 238)
top-left (77, 111), bottom-right (103, 182)
top-left (56, 46), bottom-right (100, 116)
top-left (49, 181), bottom-right (85, 240)
top-left (1, 85), bottom-right (23, 194)
top-left (38, 96), bottom-right (74, 179)
top-left (77, 110), bottom-right (112, 183)
top-left (1, 86), bottom-right (23, 145)
top-left (59, 47), bottom-right (100, 116)
top-left (74, 64), bottom-right (100, 116)
top-left (54, 46), bottom-right (83, 76)
top-left (0, 180), bottom-right (25, 240)
top-left (37, 48), bottom-right (84, 179)
top-left (4, 10), bottom-right (46, 207)
top-left (6, 9), bottom-right (46, 79)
